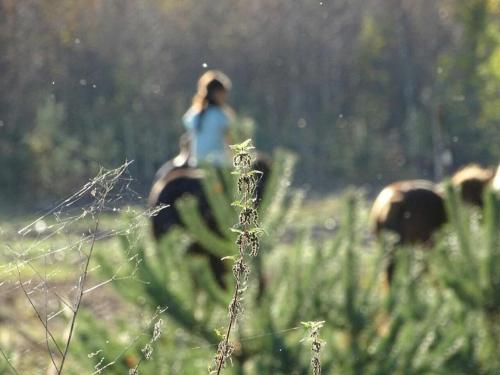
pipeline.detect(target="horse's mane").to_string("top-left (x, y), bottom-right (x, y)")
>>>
top-left (493, 165), bottom-right (500, 191)
top-left (451, 164), bottom-right (494, 185)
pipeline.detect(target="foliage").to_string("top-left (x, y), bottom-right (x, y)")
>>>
top-left (71, 148), bottom-right (301, 373)
top-left (433, 185), bottom-right (500, 373)
top-left (25, 95), bottom-right (88, 199)
top-left (66, 165), bottom-right (500, 374)
top-left (2, 0), bottom-right (500, 206)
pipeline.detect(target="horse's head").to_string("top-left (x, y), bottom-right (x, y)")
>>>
top-left (451, 164), bottom-right (495, 207)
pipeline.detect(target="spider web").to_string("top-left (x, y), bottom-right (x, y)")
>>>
top-left (0, 161), bottom-right (166, 374)
top-left (0, 160), bottom-right (305, 375)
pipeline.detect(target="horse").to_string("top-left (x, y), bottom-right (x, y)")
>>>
top-left (148, 151), bottom-right (271, 287)
top-left (371, 180), bottom-right (447, 282)
top-left (451, 164), bottom-right (495, 207)
top-left (371, 163), bottom-right (495, 283)
top-left (493, 165), bottom-right (500, 192)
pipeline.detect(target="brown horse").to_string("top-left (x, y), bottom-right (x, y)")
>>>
top-left (371, 180), bottom-right (447, 282)
top-left (371, 164), bottom-right (495, 282)
top-left (371, 180), bottom-right (447, 245)
top-left (148, 153), bottom-right (271, 287)
top-left (149, 153), bottom-right (271, 239)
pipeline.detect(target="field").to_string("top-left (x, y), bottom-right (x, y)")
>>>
top-left (1, 160), bottom-right (499, 375)
top-left (2, 1), bottom-right (500, 374)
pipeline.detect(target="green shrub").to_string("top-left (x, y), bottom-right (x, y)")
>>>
top-left (70, 166), bottom-right (500, 374)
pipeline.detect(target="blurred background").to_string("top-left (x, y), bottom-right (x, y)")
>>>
top-left (1, 0), bottom-right (499, 206)
top-left (1, 2), bottom-right (500, 374)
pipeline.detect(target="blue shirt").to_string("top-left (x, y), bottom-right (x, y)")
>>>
top-left (183, 106), bottom-right (230, 166)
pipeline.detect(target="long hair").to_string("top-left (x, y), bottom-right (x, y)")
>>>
top-left (191, 70), bottom-right (232, 131)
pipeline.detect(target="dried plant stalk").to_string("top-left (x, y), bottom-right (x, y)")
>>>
top-left (210, 140), bottom-right (263, 374)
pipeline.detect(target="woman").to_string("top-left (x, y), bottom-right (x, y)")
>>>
top-left (183, 70), bottom-right (233, 167)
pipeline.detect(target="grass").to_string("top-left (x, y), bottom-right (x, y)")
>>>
top-left (1, 186), bottom-right (499, 374)
top-left (0, 195), bottom-right (346, 374)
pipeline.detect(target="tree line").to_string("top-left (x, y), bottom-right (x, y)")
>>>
top-left (1, 0), bottom-right (499, 208)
